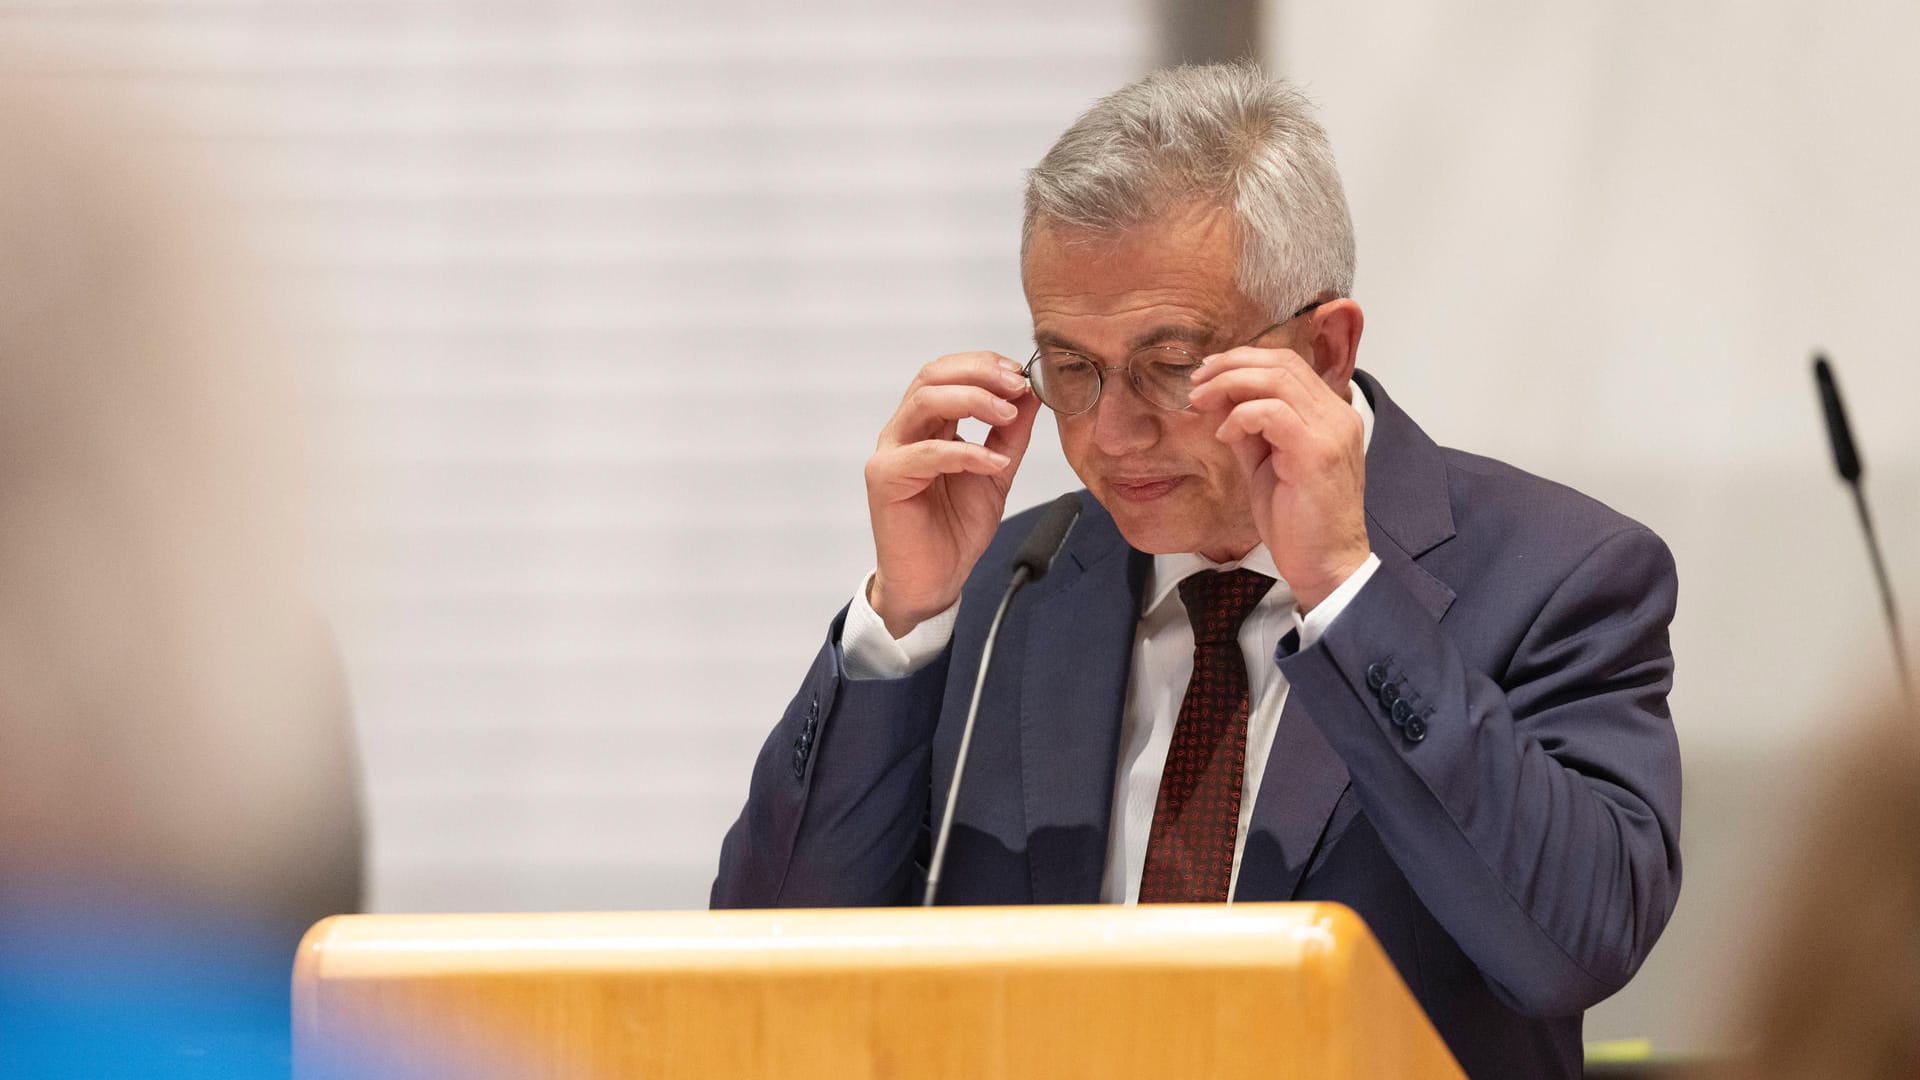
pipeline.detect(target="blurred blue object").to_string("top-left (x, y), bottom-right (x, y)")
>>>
top-left (0, 900), bottom-right (296, 1080)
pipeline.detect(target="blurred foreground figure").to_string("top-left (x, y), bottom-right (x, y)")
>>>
top-left (0, 65), bottom-right (362, 1076)
top-left (1729, 695), bottom-right (1920, 1080)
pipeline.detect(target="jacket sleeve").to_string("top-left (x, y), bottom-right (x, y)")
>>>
top-left (1276, 525), bottom-right (1682, 1017)
top-left (710, 607), bottom-right (949, 909)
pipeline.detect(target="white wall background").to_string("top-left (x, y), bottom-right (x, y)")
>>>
top-left (6, 0), bottom-right (1917, 1057)
top-left (0, 0), bottom-right (1131, 910)
top-left (1271, 0), bottom-right (1920, 1053)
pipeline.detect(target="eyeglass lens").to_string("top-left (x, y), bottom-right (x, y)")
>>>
top-left (1028, 346), bottom-right (1203, 415)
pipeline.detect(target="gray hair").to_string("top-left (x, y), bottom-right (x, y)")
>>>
top-left (1022, 61), bottom-right (1356, 319)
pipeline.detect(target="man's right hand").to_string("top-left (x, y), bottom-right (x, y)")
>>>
top-left (864, 352), bottom-right (1041, 638)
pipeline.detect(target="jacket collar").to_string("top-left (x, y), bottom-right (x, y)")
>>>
top-left (1356, 372), bottom-right (1456, 560)
top-left (1353, 370), bottom-right (1457, 623)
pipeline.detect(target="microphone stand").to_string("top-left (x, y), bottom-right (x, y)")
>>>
top-left (1846, 477), bottom-right (1911, 702)
top-left (921, 565), bottom-right (1029, 908)
top-left (1814, 354), bottom-right (1913, 705)
top-left (922, 493), bottom-right (1082, 907)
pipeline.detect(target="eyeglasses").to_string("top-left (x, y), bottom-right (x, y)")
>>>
top-left (1022, 299), bottom-right (1327, 416)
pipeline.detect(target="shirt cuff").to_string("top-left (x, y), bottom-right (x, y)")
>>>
top-left (840, 571), bottom-right (961, 680)
top-left (1294, 553), bottom-right (1381, 650)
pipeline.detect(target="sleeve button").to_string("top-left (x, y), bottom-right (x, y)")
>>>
top-left (1365, 662), bottom-right (1390, 691)
top-left (1402, 715), bottom-right (1427, 743)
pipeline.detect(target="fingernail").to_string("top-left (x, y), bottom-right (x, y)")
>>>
top-left (1004, 372), bottom-right (1029, 392)
top-left (994, 400), bottom-right (1018, 420)
top-left (988, 451), bottom-right (1011, 468)
top-left (998, 357), bottom-right (1023, 373)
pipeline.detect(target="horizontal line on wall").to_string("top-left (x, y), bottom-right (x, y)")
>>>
top-left (129, 106), bottom-right (1098, 138)
top-left (1, 22), bottom-right (1142, 67)
top-left (289, 308), bottom-right (1021, 332)
top-left (261, 250), bottom-right (1010, 272)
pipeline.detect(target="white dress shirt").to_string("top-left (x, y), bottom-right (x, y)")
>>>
top-left (842, 386), bottom-right (1379, 904)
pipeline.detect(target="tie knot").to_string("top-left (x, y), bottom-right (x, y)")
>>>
top-left (1177, 569), bottom-right (1274, 645)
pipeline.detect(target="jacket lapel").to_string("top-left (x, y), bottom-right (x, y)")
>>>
top-left (1233, 691), bottom-right (1351, 901)
top-left (1234, 372), bottom-right (1457, 900)
top-left (1019, 499), bottom-right (1147, 904)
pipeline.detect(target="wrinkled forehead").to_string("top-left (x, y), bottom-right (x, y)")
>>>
top-left (1020, 206), bottom-right (1259, 354)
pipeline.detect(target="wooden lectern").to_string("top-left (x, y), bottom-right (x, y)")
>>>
top-left (294, 902), bottom-right (1464, 1079)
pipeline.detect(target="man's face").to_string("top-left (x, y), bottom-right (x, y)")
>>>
top-left (1023, 207), bottom-right (1278, 562)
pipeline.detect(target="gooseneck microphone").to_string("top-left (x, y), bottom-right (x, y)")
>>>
top-left (922, 492), bottom-right (1082, 907)
top-left (1813, 354), bottom-right (1911, 702)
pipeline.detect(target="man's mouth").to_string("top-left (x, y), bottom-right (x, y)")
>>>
top-left (1108, 475), bottom-right (1185, 502)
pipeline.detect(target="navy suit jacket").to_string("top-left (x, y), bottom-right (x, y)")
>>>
top-left (713, 371), bottom-right (1682, 1080)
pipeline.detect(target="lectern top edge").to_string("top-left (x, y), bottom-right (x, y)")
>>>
top-left (298, 901), bottom-right (1368, 978)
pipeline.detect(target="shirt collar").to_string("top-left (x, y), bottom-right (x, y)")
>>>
top-left (1144, 545), bottom-right (1285, 616)
top-left (1142, 380), bottom-right (1376, 616)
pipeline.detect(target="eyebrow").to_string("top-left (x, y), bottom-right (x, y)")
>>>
top-left (1033, 323), bottom-right (1220, 355)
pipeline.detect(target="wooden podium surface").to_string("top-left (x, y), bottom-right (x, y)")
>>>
top-left (295, 902), bottom-right (1464, 1079)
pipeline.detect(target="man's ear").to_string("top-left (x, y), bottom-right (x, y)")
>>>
top-left (1307, 299), bottom-right (1364, 391)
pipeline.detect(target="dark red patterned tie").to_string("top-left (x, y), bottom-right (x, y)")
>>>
top-left (1138, 568), bottom-right (1275, 903)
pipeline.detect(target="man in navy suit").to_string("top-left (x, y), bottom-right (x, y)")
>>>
top-left (713, 62), bottom-right (1680, 1080)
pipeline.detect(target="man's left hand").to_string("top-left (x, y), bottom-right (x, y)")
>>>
top-left (1188, 346), bottom-right (1371, 612)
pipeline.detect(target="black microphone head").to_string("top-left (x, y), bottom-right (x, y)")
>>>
top-left (1011, 493), bottom-right (1083, 581)
top-left (1813, 353), bottom-right (1863, 484)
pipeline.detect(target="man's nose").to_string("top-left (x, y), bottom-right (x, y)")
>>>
top-left (1090, 372), bottom-right (1160, 457)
